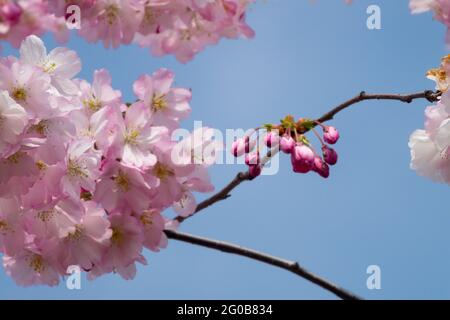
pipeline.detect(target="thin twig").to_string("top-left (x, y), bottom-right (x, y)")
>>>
top-left (175, 90), bottom-right (441, 224)
top-left (316, 90), bottom-right (441, 123)
top-left (165, 229), bottom-right (362, 300)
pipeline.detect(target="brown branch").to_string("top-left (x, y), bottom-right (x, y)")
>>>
top-left (165, 229), bottom-right (362, 300)
top-left (175, 90), bottom-right (441, 224)
top-left (316, 90), bottom-right (441, 123)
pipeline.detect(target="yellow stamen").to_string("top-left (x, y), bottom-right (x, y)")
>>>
top-left (6, 151), bottom-right (24, 164)
top-left (80, 190), bottom-right (93, 201)
top-left (12, 87), bottom-right (27, 102)
top-left (114, 170), bottom-right (130, 192)
top-left (29, 255), bottom-right (45, 273)
top-left (111, 227), bottom-right (123, 245)
top-left (36, 209), bottom-right (54, 222)
top-left (153, 162), bottom-right (174, 181)
top-left (32, 120), bottom-right (49, 136)
top-left (139, 212), bottom-right (153, 226)
top-left (35, 160), bottom-right (48, 171)
top-left (43, 62), bottom-right (57, 73)
top-left (66, 225), bottom-right (83, 241)
top-left (0, 219), bottom-right (8, 233)
top-left (124, 129), bottom-right (140, 145)
top-left (105, 4), bottom-right (119, 25)
top-left (152, 94), bottom-right (167, 111)
top-left (83, 98), bottom-right (102, 112)
top-left (67, 159), bottom-right (88, 178)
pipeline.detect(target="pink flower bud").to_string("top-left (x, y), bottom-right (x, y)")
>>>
top-left (280, 134), bottom-right (295, 154)
top-left (292, 161), bottom-right (312, 174)
top-left (322, 145), bottom-right (338, 165)
top-left (1, 2), bottom-right (22, 24)
top-left (291, 144), bottom-right (314, 166)
top-left (244, 136), bottom-right (256, 153)
top-left (231, 139), bottom-right (245, 157)
top-left (312, 156), bottom-right (330, 178)
top-left (264, 131), bottom-right (280, 148)
top-left (248, 165), bottom-right (262, 179)
top-left (245, 152), bottom-right (260, 166)
top-left (323, 126), bottom-right (339, 144)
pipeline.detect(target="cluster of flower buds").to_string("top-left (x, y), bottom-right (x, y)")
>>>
top-left (231, 116), bottom-right (340, 179)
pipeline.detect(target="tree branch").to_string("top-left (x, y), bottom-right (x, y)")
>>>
top-left (175, 90), bottom-right (442, 224)
top-left (316, 90), bottom-right (441, 123)
top-left (165, 229), bottom-right (362, 300)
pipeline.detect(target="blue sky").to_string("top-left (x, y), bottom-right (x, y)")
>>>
top-left (1, 0), bottom-right (450, 299)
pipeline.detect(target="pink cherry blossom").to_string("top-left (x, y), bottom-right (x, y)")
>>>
top-left (19, 35), bottom-right (82, 96)
top-left (133, 68), bottom-right (192, 130)
top-left (0, 90), bottom-right (28, 158)
top-left (0, 35), bottom-right (219, 286)
top-left (89, 212), bottom-right (145, 280)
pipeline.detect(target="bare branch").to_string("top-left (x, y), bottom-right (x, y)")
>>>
top-left (165, 229), bottom-right (362, 300)
top-left (316, 90), bottom-right (441, 123)
top-left (175, 90), bottom-right (441, 224)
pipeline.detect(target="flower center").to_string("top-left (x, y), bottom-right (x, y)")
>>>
top-left (67, 159), bottom-right (88, 178)
top-left (29, 255), bottom-right (45, 273)
top-left (105, 4), bottom-right (119, 25)
top-left (36, 209), bottom-right (54, 222)
top-left (111, 227), bottom-right (123, 245)
top-left (124, 129), bottom-right (140, 145)
top-left (153, 162), bottom-right (174, 181)
top-left (66, 225), bottom-right (84, 241)
top-left (35, 160), bottom-right (48, 171)
top-left (83, 98), bottom-right (102, 112)
top-left (12, 87), bottom-right (27, 102)
top-left (31, 120), bottom-right (49, 136)
top-left (114, 170), bottom-right (130, 192)
top-left (152, 94), bottom-right (167, 111)
top-left (139, 212), bottom-right (153, 226)
top-left (5, 151), bottom-right (24, 164)
top-left (441, 146), bottom-right (449, 160)
top-left (43, 61), bottom-right (57, 73)
top-left (0, 219), bottom-right (8, 234)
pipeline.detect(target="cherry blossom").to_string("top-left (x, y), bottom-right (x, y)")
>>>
top-left (0, 35), bottom-right (218, 286)
top-left (1, 0), bottom-right (255, 62)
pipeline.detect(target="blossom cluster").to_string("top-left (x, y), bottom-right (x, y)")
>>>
top-left (232, 117), bottom-right (340, 179)
top-left (0, 35), bottom-right (218, 286)
top-left (0, 0), bottom-right (255, 63)
top-left (409, 54), bottom-right (450, 184)
top-left (0, 0), bottom-right (69, 48)
top-left (410, 0), bottom-right (450, 45)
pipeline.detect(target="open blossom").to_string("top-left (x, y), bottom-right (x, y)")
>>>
top-left (3, 238), bottom-right (61, 287)
top-left (56, 201), bottom-right (112, 270)
top-left (410, 54), bottom-right (450, 184)
top-left (0, 90), bottom-right (28, 158)
top-left (78, 69), bottom-right (123, 114)
top-left (94, 160), bottom-right (157, 214)
top-left (19, 35), bottom-right (81, 96)
top-left (61, 139), bottom-right (102, 200)
top-left (78, 0), bottom-right (144, 49)
top-left (0, 35), bottom-right (218, 286)
top-left (133, 68), bottom-right (192, 131)
top-left (108, 103), bottom-right (168, 168)
top-left (89, 212), bottom-right (145, 280)
top-left (409, 97), bottom-right (450, 184)
top-left (0, 58), bottom-right (53, 119)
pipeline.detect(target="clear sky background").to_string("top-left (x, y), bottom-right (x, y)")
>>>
top-left (1, 0), bottom-right (450, 299)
